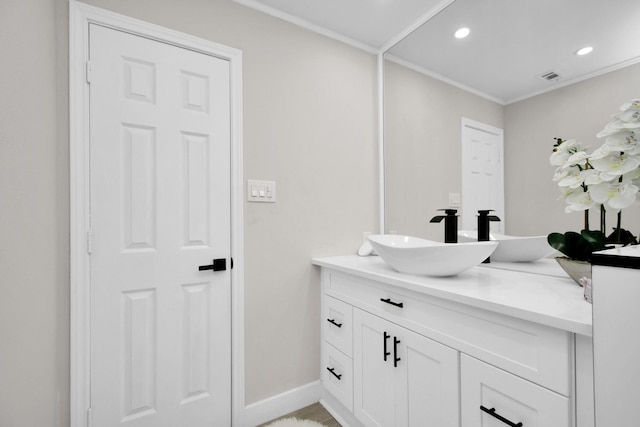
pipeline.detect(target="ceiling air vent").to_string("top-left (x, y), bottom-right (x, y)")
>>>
top-left (540, 71), bottom-right (561, 81)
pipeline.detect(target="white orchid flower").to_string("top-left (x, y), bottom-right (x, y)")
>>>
top-left (589, 181), bottom-right (639, 210)
top-left (582, 169), bottom-right (614, 186)
top-left (605, 130), bottom-right (640, 154)
top-left (597, 122), bottom-right (619, 138)
top-left (563, 188), bottom-right (596, 212)
top-left (615, 109), bottom-right (640, 127)
top-left (623, 167), bottom-right (640, 181)
top-left (553, 167), bottom-right (570, 182)
top-left (550, 139), bottom-right (582, 166)
top-left (557, 166), bottom-right (587, 188)
top-left (590, 152), bottom-right (640, 176)
top-left (588, 144), bottom-right (611, 160)
top-left (564, 150), bottom-right (590, 168)
top-left (619, 99), bottom-right (640, 111)
top-left (597, 100), bottom-right (640, 137)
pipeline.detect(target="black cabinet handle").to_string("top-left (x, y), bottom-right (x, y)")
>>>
top-left (480, 406), bottom-right (523, 427)
top-left (326, 367), bottom-right (342, 380)
top-left (327, 318), bottom-right (342, 328)
top-left (383, 332), bottom-right (391, 361)
top-left (393, 336), bottom-right (401, 367)
top-left (380, 298), bottom-right (404, 308)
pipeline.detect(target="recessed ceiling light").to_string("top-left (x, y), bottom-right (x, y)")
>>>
top-left (576, 46), bottom-right (593, 56)
top-left (454, 27), bottom-right (470, 39)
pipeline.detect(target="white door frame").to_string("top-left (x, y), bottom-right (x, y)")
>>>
top-left (69, 2), bottom-right (245, 426)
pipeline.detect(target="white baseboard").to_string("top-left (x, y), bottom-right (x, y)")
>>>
top-left (244, 380), bottom-right (322, 427)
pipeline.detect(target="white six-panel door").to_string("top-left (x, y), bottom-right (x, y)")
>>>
top-left (89, 23), bottom-right (231, 426)
top-left (461, 118), bottom-right (504, 233)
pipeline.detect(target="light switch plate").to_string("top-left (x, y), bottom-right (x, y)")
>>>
top-left (448, 192), bottom-right (461, 207)
top-left (247, 180), bottom-right (276, 203)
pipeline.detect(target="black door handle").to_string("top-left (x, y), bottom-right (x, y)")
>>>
top-left (383, 331), bottom-right (391, 361)
top-left (327, 318), bottom-right (343, 328)
top-left (199, 258), bottom-right (226, 271)
top-left (393, 336), bottom-right (401, 367)
top-left (480, 406), bottom-right (523, 427)
top-left (380, 298), bottom-right (404, 308)
top-left (326, 367), bottom-right (342, 380)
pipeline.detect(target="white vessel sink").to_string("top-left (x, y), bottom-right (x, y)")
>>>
top-left (367, 235), bottom-right (498, 276)
top-left (458, 230), bottom-right (556, 263)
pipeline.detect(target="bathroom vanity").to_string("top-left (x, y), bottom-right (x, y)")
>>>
top-left (312, 256), bottom-right (594, 427)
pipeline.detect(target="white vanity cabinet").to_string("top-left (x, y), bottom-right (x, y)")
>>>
top-left (315, 256), bottom-right (594, 427)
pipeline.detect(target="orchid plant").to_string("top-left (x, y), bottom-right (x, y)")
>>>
top-left (548, 99), bottom-right (640, 261)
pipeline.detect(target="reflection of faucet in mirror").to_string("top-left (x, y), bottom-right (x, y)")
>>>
top-left (477, 210), bottom-right (500, 242)
top-left (477, 210), bottom-right (500, 263)
top-left (430, 209), bottom-right (458, 243)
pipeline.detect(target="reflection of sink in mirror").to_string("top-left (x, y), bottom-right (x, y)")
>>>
top-left (458, 230), bottom-right (557, 262)
top-left (367, 234), bottom-right (498, 276)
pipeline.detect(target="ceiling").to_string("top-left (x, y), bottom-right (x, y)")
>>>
top-left (233, 0), bottom-right (448, 50)
top-left (235, 0), bottom-right (640, 104)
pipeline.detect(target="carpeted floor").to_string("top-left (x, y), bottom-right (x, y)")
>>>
top-left (265, 417), bottom-right (327, 427)
top-left (257, 403), bottom-right (340, 427)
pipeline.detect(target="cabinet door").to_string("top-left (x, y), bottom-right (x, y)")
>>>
top-left (396, 326), bottom-right (459, 427)
top-left (354, 309), bottom-right (460, 427)
top-left (353, 309), bottom-right (396, 427)
top-left (461, 355), bottom-right (570, 427)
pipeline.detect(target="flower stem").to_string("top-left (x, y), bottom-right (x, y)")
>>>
top-left (584, 210), bottom-right (589, 231)
top-left (600, 205), bottom-right (606, 234)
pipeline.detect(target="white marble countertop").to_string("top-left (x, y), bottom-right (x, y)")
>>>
top-left (312, 255), bottom-right (593, 336)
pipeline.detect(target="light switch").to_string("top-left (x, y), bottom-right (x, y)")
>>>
top-left (248, 180), bottom-right (276, 203)
top-left (448, 192), bottom-right (461, 207)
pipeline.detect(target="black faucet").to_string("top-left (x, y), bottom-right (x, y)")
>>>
top-left (430, 209), bottom-right (458, 243)
top-left (477, 210), bottom-right (501, 263)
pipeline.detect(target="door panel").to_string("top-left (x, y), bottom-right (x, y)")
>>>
top-left (89, 24), bottom-right (231, 426)
top-left (399, 328), bottom-right (459, 427)
top-left (353, 309), bottom-right (396, 427)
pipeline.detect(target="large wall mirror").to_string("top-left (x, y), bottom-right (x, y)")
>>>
top-left (382, 0), bottom-right (640, 241)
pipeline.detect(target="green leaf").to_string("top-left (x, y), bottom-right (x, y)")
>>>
top-left (547, 230), bottom-right (607, 262)
top-left (606, 228), bottom-right (639, 246)
top-left (580, 229), bottom-right (607, 249)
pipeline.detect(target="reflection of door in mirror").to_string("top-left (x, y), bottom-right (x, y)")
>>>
top-left (461, 118), bottom-right (504, 233)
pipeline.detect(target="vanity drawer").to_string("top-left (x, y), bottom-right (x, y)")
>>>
top-left (323, 295), bottom-right (353, 357)
top-left (461, 355), bottom-right (570, 427)
top-left (323, 342), bottom-right (353, 412)
top-left (324, 270), bottom-right (572, 395)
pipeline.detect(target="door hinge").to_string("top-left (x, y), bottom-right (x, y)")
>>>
top-left (86, 60), bottom-right (93, 84)
top-left (86, 231), bottom-right (93, 254)
top-left (86, 407), bottom-right (93, 427)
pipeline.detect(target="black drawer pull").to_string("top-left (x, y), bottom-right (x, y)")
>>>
top-left (327, 318), bottom-right (342, 328)
top-left (480, 406), bottom-right (523, 427)
top-left (393, 336), bottom-right (401, 367)
top-left (380, 298), bottom-right (404, 308)
top-left (326, 367), bottom-right (342, 380)
top-left (383, 331), bottom-right (391, 361)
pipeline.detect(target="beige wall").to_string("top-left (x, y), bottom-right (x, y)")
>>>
top-left (0, 0), bottom-right (70, 425)
top-left (505, 62), bottom-right (640, 237)
top-left (0, 0), bottom-right (378, 425)
top-left (384, 60), bottom-right (504, 239)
